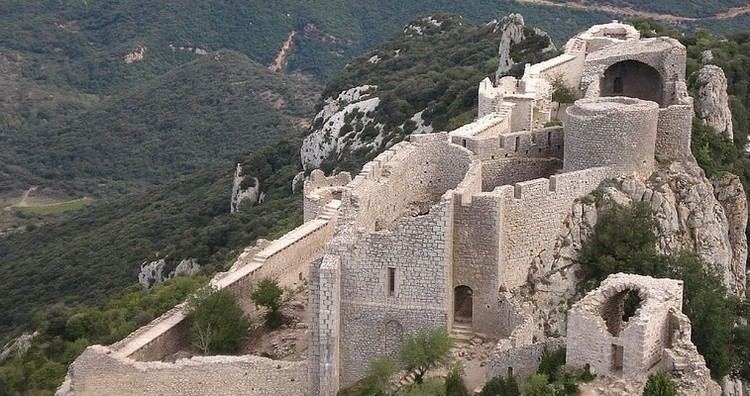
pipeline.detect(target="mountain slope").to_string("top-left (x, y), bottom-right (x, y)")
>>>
top-left (0, 139), bottom-right (303, 339)
top-left (1, 50), bottom-right (319, 195)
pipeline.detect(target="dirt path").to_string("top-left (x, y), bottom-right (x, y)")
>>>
top-left (269, 31), bottom-right (297, 72)
top-left (516, 0), bottom-right (750, 22)
top-left (14, 186), bottom-right (38, 208)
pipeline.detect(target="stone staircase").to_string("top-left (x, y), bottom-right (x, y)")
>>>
top-left (451, 320), bottom-right (474, 344)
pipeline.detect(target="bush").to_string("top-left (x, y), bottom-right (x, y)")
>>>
top-left (537, 348), bottom-right (566, 383)
top-left (445, 367), bottom-right (470, 396)
top-left (480, 375), bottom-right (520, 396)
top-left (521, 374), bottom-right (556, 396)
top-left (187, 288), bottom-right (249, 354)
top-left (399, 328), bottom-right (454, 384)
top-left (642, 372), bottom-right (677, 396)
top-left (251, 278), bottom-right (285, 328)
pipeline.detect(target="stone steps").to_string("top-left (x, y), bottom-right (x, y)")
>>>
top-left (451, 321), bottom-right (474, 344)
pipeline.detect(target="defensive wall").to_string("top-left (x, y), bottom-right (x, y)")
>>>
top-left (60, 193), bottom-right (342, 395)
top-left (58, 346), bottom-right (307, 396)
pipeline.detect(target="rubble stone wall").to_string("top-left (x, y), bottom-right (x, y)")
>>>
top-left (59, 346), bottom-right (307, 396)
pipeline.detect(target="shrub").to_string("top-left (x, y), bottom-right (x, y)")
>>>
top-left (642, 372), bottom-right (677, 396)
top-left (445, 367), bottom-right (470, 396)
top-left (521, 374), bottom-right (556, 396)
top-left (251, 278), bottom-right (285, 328)
top-left (480, 375), bottom-right (520, 396)
top-left (187, 288), bottom-right (249, 354)
top-left (537, 348), bottom-right (566, 383)
top-left (399, 328), bottom-right (454, 384)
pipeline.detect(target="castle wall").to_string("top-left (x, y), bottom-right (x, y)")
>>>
top-left (488, 338), bottom-right (564, 382)
top-left (110, 213), bottom-right (338, 362)
top-left (460, 127), bottom-right (563, 161)
top-left (339, 197), bottom-right (454, 386)
top-left (526, 53), bottom-right (585, 93)
top-left (304, 170), bottom-right (351, 222)
top-left (496, 167), bottom-right (612, 289)
top-left (481, 158), bottom-right (562, 192)
top-left (346, 134), bottom-right (472, 232)
top-left (563, 97), bottom-right (659, 178)
top-left (453, 193), bottom-right (503, 337)
top-left (60, 346), bottom-right (307, 396)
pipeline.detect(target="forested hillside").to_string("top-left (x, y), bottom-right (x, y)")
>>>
top-left (1, 51), bottom-right (318, 196)
top-left (0, 139), bottom-right (303, 339)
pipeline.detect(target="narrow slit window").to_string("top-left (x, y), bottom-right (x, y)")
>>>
top-left (387, 268), bottom-right (396, 297)
top-left (514, 136), bottom-right (520, 152)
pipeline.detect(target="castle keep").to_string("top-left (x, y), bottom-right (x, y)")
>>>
top-left (59, 22), bottom-right (721, 395)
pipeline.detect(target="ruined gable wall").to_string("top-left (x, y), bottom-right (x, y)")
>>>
top-left (339, 197), bottom-right (454, 385)
top-left (497, 167), bottom-right (613, 290)
top-left (581, 38), bottom-right (687, 106)
top-left (566, 274), bottom-right (683, 377)
top-left (61, 346), bottom-right (307, 396)
top-left (453, 193), bottom-right (503, 337)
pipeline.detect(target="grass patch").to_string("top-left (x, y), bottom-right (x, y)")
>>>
top-left (14, 198), bottom-right (93, 215)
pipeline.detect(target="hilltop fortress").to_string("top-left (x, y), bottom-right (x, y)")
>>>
top-left (59, 22), bottom-right (726, 395)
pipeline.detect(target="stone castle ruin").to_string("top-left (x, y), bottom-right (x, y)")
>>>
top-left (59, 22), bottom-right (731, 395)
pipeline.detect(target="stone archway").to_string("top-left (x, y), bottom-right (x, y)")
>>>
top-left (454, 285), bottom-right (473, 323)
top-left (600, 60), bottom-right (664, 107)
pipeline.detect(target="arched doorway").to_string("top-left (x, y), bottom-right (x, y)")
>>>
top-left (454, 286), bottom-right (473, 323)
top-left (600, 60), bottom-right (664, 106)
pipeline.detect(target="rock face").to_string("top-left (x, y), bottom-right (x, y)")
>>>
top-left (300, 85), bottom-right (383, 171)
top-left (231, 163), bottom-right (263, 213)
top-left (0, 332), bottom-right (37, 362)
top-left (525, 160), bottom-right (748, 338)
top-left (495, 14), bottom-right (527, 78)
top-left (138, 258), bottom-right (200, 288)
top-left (493, 14), bottom-right (554, 79)
top-left (697, 64), bottom-right (734, 139)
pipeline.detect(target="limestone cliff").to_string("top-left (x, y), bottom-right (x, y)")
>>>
top-left (138, 258), bottom-right (201, 288)
top-left (697, 64), bottom-right (734, 139)
top-left (493, 14), bottom-right (554, 79)
top-left (525, 160), bottom-right (748, 337)
top-left (230, 163), bottom-right (263, 213)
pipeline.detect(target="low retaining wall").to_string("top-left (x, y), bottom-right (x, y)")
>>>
top-left (58, 346), bottom-right (307, 396)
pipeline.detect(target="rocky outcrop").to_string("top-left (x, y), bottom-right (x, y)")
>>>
top-left (300, 85), bottom-right (384, 170)
top-left (231, 164), bottom-right (263, 213)
top-left (138, 258), bottom-right (201, 288)
top-left (0, 332), bottom-right (37, 362)
top-left (697, 65), bottom-right (734, 139)
top-left (493, 14), bottom-right (554, 79)
top-left (494, 14), bottom-right (527, 77)
top-left (523, 160), bottom-right (748, 339)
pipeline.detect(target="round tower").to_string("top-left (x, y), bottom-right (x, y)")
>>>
top-left (563, 97), bottom-right (659, 178)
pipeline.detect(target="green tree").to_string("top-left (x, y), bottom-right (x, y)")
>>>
top-left (580, 202), bottom-right (665, 285)
top-left (480, 375), bottom-right (520, 396)
top-left (398, 328), bottom-right (454, 384)
top-left (251, 278), bottom-right (285, 328)
top-left (521, 374), bottom-right (556, 396)
top-left (537, 348), bottom-right (566, 383)
top-left (187, 288), bottom-right (249, 355)
top-left (445, 366), bottom-right (469, 396)
top-left (361, 356), bottom-right (397, 396)
top-left (642, 372), bottom-right (677, 396)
